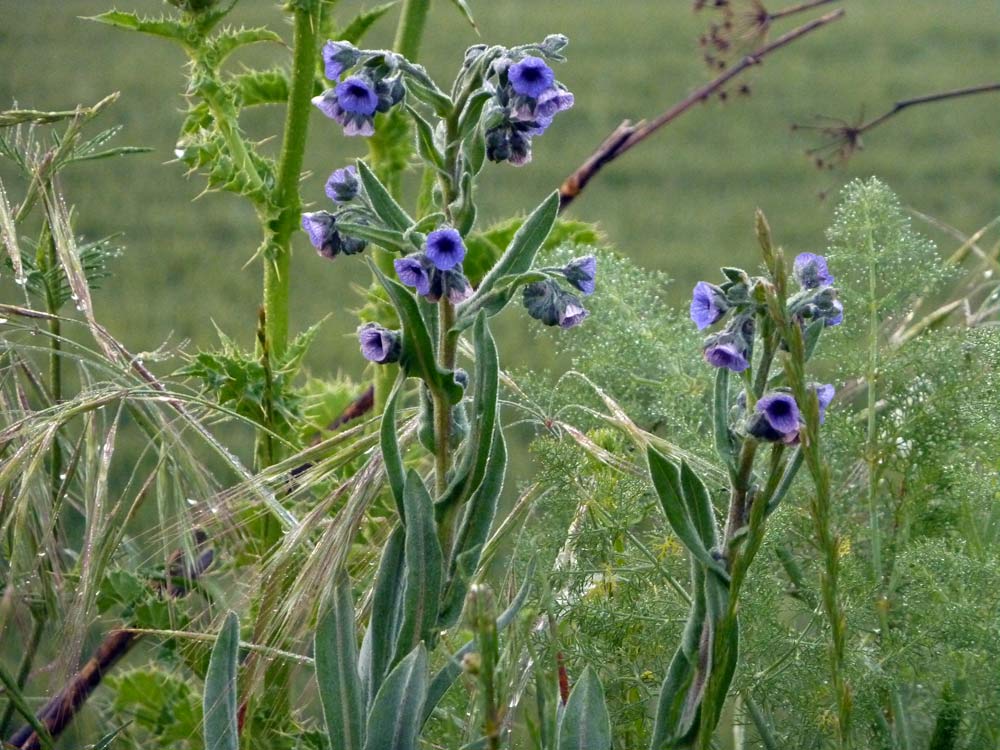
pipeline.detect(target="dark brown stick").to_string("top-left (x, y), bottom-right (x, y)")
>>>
top-left (856, 82), bottom-right (1000, 136)
top-left (558, 8), bottom-right (845, 210)
top-left (8, 539), bottom-right (214, 750)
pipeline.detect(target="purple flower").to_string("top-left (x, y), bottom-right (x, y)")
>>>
top-left (425, 228), bottom-right (466, 271)
top-left (358, 323), bottom-right (401, 364)
top-left (513, 85), bottom-right (574, 129)
top-left (815, 383), bottom-right (835, 423)
top-left (703, 342), bottom-right (749, 372)
top-left (301, 211), bottom-right (365, 258)
top-left (312, 90), bottom-right (374, 137)
top-left (523, 280), bottom-right (588, 328)
top-left (559, 297), bottom-right (589, 328)
top-left (322, 41), bottom-right (360, 81)
top-left (335, 76), bottom-right (379, 115)
top-left (325, 165), bottom-right (359, 203)
top-left (395, 254), bottom-right (433, 296)
top-left (825, 299), bottom-right (844, 327)
top-left (427, 268), bottom-right (473, 304)
top-left (757, 393), bottom-right (801, 434)
top-left (508, 56), bottom-right (555, 98)
top-left (793, 253), bottom-right (834, 289)
top-left (690, 281), bottom-right (729, 330)
top-left (563, 255), bottom-right (597, 296)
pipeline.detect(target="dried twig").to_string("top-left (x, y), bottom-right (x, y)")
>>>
top-left (7, 536), bottom-right (214, 750)
top-left (559, 8), bottom-right (846, 210)
top-left (795, 82), bottom-right (1000, 165)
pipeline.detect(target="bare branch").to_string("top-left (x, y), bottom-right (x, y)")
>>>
top-left (558, 8), bottom-right (846, 210)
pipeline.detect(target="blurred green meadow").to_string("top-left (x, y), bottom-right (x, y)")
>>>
top-left (1, 0), bottom-right (997, 377)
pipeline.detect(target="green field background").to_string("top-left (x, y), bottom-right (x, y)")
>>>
top-left (1, 0), bottom-right (997, 378)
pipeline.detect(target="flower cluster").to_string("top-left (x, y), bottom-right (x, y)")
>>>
top-left (483, 51), bottom-right (574, 166)
top-left (394, 228), bottom-right (474, 304)
top-left (746, 384), bottom-right (835, 443)
top-left (690, 253), bottom-right (842, 372)
top-left (312, 41), bottom-right (404, 136)
top-left (522, 255), bottom-right (596, 329)
top-left (301, 165), bottom-right (368, 259)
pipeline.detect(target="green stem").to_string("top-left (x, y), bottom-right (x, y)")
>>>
top-left (43, 226), bottom-right (62, 503)
top-left (0, 612), bottom-right (44, 737)
top-left (392, 0), bottom-right (431, 61)
top-left (264, 4), bottom-right (319, 363)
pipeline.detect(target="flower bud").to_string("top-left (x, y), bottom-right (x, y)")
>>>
top-left (357, 323), bottom-right (401, 364)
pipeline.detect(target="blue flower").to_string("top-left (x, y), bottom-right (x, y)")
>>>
top-left (514, 85), bottom-right (574, 130)
top-left (394, 254), bottom-right (433, 296)
top-left (322, 41), bottom-right (360, 81)
top-left (562, 255), bottom-right (597, 296)
top-left (749, 392), bottom-right (801, 443)
top-left (336, 76), bottom-right (379, 114)
top-left (425, 228), bottom-right (466, 271)
top-left (793, 253), bottom-right (834, 289)
top-left (301, 211), bottom-right (366, 258)
top-left (325, 165), bottom-right (359, 203)
top-left (815, 383), bottom-right (835, 423)
top-left (485, 123), bottom-right (534, 166)
top-left (509, 56), bottom-right (555, 98)
top-left (825, 299), bottom-right (844, 327)
top-left (358, 322), bottom-right (401, 364)
top-left (690, 281), bottom-right (729, 330)
top-left (523, 280), bottom-right (589, 328)
top-left (313, 75), bottom-right (390, 137)
top-left (703, 342), bottom-right (749, 372)
top-left (426, 267), bottom-right (474, 304)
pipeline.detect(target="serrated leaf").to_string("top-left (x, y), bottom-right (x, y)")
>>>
top-left (338, 2), bottom-right (399, 45)
top-left (316, 574), bottom-right (365, 750)
top-left (393, 471), bottom-right (444, 663)
top-left (209, 26), bottom-right (283, 63)
top-left (558, 667), bottom-right (612, 750)
top-left (86, 11), bottom-right (189, 44)
top-left (232, 69), bottom-right (290, 107)
top-left (357, 159), bottom-right (414, 231)
top-left (203, 611), bottom-right (239, 750)
top-left (364, 644), bottom-right (427, 750)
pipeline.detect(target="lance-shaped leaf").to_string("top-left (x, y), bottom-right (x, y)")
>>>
top-left (447, 0), bottom-right (478, 29)
top-left (393, 471), bottom-right (444, 664)
top-left (423, 562), bottom-right (534, 725)
top-left (459, 191), bottom-right (559, 319)
top-left (680, 461), bottom-right (718, 550)
top-left (438, 312), bottom-right (499, 511)
top-left (406, 105), bottom-right (447, 176)
top-left (357, 159), bottom-right (413, 231)
top-left (380, 374), bottom-right (407, 521)
top-left (338, 1), bottom-right (399, 45)
top-left (647, 447), bottom-right (728, 580)
top-left (363, 644), bottom-right (428, 750)
top-left (650, 563), bottom-right (706, 749)
top-left (438, 425), bottom-right (506, 628)
top-left (558, 666), bottom-right (612, 750)
top-left (359, 527), bottom-right (405, 708)
top-left (371, 262), bottom-right (464, 404)
top-left (316, 574), bottom-right (365, 750)
top-left (204, 611), bottom-right (240, 750)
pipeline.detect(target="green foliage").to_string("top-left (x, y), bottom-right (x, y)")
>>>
top-left (203, 612), bottom-right (240, 750)
top-left (106, 669), bottom-right (204, 750)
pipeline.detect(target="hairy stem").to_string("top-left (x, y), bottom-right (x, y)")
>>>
top-left (264, 4), bottom-right (319, 363)
top-left (392, 0), bottom-right (431, 62)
